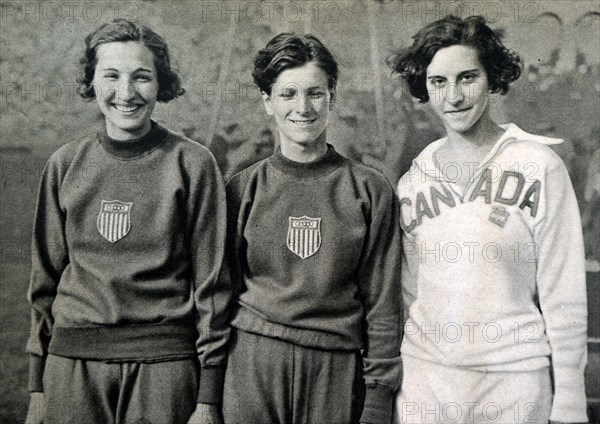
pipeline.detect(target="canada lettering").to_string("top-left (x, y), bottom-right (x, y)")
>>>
top-left (400, 169), bottom-right (541, 232)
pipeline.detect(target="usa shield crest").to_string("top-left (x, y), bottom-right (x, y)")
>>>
top-left (287, 216), bottom-right (321, 259)
top-left (97, 200), bottom-right (133, 243)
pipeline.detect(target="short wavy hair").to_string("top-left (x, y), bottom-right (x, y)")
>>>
top-left (252, 33), bottom-right (339, 95)
top-left (386, 15), bottom-right (522, 103)
top-left (77, 19), bottom-right (184, 102)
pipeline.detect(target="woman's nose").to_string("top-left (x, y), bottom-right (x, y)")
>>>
top-left (445, 83), bottom-right (463, 104)
top-left (119, 79), bottom-right (136, 102)
top-left (296, 94), bottom-right (312, 114)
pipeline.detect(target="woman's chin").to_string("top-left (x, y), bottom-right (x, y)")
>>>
top-left (284, 134), bottom-right (326, 147)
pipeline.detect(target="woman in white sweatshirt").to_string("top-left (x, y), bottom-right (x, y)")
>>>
top-left (387, 15), bottom-right (588, 424)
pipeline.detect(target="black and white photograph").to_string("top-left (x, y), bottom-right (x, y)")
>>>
top-left (1, 0), bottom-right (599, 423)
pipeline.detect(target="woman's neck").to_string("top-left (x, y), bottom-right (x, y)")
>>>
top-left (445, 114), bottom-right (504, 152)
top-left (106, 121), bottom-right (152, 141)
top-left (279, 130), bottom-right (328, 163)
top-left (435, 115), bottom-right (507, 187)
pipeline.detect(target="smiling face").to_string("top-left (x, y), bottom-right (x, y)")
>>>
top-left (93, 41), bottom-right (159, 140)
top-left (426, 45), bottom-right (491, 135)
top-left (262, 62), bottom-right (332, 154)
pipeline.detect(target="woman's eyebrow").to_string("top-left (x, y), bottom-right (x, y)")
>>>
top-left (97, 67), bottom-right (154, 73)
top-left (427, 68), bottom-right (481, 79)
top-left (458, 68), bottom-right (481, 76)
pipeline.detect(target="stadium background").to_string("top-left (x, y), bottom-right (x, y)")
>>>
top-left (1, 0), bottom-right (599, 421)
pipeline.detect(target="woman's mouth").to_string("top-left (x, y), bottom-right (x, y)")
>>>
top-left (290, 118), bottom-right (317, 126)
top-left (112, 104), bottom-right (143, 113)
top-left (445, 107), bottom-right (472, 115)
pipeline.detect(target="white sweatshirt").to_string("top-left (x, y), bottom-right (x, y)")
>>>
top-left (397, 123), bottom-right (588, 422)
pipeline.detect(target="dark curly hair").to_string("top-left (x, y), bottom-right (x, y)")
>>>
top-left (252, 33), bottom-right (339, 96)
top-left (386, 15), bottom-right (522, 103)
top-left (77, 19), bottom-right (184, 102)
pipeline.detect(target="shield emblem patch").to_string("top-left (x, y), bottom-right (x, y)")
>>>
top-left (489, 205), bottom-right (510, 228)
top-left (287, 216), bottom-right (321, 259)
top-left (97, 200), bottom-right (133, 243)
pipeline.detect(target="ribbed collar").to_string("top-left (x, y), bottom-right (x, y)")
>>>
top-left (269, 144), bottom-right (345, 179)
top-left (98, 121), bottom-right (168, 159)
top-left (414, 122), bottom-right (564, 180)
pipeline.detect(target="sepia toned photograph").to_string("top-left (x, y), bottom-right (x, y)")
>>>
top-left (1, 0), bottom-right (599, 423)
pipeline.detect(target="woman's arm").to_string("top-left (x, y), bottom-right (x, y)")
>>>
top-left (187, 151), bottom-right (230, 406)
top-left (219, 171), bottom-right (251, 300)
top-left (535, 157), bottom-right (588, 423)
top-left (26, 156), bottom-right (69, 393)
top-left (357, 176), bottom-right (404, 424)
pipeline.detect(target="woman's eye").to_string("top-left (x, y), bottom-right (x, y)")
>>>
top-left (431, 79), bottom-right (445, 87)
top-left (461, 74), bottom-right (475, 83)
top-left (135, 75), bottom-right (151, 82)
top-left (104, 74), bottom-right (118, 80)
top-left (309, 92), bottom-right (325, 98)
top-left (280, 92), bottom-right (296, 99)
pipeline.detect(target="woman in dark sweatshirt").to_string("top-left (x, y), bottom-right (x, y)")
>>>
top-left (25, 19), bottom-right (228, 424)
top-left (220, 33), bottom-right (403, 424)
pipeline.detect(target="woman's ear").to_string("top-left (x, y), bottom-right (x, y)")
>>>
top-left (329, 88), bottom-right (337, 111)
top-left (261, 91), bottom-right (274, 116)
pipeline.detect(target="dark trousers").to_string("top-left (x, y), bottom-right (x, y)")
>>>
top-left (42, 354), bottom-right (199, 424)
top-left (222, 329), bottom-right (365, 424)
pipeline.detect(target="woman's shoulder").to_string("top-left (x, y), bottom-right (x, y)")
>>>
top-left (46, 132), bottom-right (98, 166)
top-left (501, 136), bottom-right (566, 172)
top-left (163, 127), bottom-right (213, 159)
top-left (499, 123), bottom-right (565, 168)
top-left (159, 127), bottom-right (228, 182)
top-left (339, 156), bottom-right (398, 198)
top-left (222, 158), bottom-right (273, 209)
top-left (340, 155), bottom-right (382, 178)
top-left (226, 157), bottom-right (270, 187)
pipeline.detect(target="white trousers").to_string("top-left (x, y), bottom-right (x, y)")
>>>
top-left (394, 355), bottom-right (552, 424)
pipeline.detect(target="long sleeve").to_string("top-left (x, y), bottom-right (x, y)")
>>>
top-left (188, 154), bottom-right (230, 404)
top-left (357, 179), bottom-right (404, 424)
top-left (26, 157), bottom-right (69, 392)
top-left (535, 159), bottom-right (588, 423)
top-left (220, 172), bottom-right (251, 301)
top-left (198, 171), bottom-right (249, 403)
top-left (397, 178), bottom-right (418, 326)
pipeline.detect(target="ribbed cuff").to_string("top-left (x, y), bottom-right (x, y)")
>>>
top-left (359, 384), bottom-right (395, 424)
top-left (28, 354), bottom-right (45, 392)
top-left (549, 368), bottom-right (588, 422)
top-left (197, 366), bottom-right (225, 404)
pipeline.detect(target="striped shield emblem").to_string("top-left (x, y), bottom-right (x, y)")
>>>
top-left (97, 200), bottom-right (133, 243)
top-left (287, 216), bottom-right (321, 259)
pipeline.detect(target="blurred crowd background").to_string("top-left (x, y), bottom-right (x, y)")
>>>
top-left (1, 0), bottom-right (599, 421)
